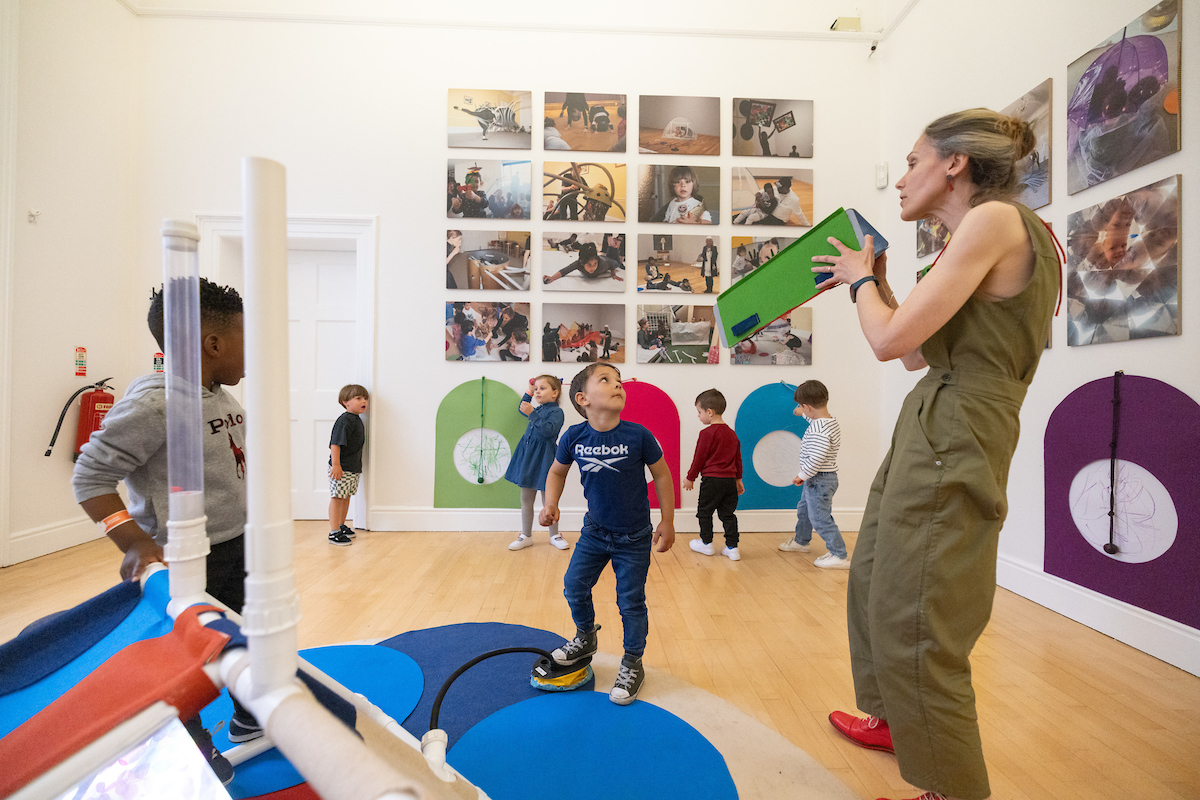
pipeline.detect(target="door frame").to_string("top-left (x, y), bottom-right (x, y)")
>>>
top-left (197, 214), bottom-right (378, 529)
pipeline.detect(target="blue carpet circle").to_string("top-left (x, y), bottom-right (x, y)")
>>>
top-left (450, 691), bottom-right (738, 800)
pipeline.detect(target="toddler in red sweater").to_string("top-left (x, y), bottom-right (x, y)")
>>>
top-left (683, 389), bottom-right (745, 561)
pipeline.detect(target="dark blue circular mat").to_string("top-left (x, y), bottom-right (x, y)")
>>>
top-left (449, 691), bottom-right (738, 799)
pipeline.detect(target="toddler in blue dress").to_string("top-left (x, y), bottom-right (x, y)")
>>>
top-left (506, 375), bottom-right (569, 550)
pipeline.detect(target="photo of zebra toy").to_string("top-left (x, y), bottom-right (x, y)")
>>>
top-left (454, 101), bottom-right (527, 141)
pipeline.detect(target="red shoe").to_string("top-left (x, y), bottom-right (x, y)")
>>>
top-left (828, 710), bottom-right (894, 753)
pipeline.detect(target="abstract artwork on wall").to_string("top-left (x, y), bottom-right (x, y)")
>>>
top-left (1001, 78), bottom-right (1053, 210)
top-left (734, 382), bottom-right (808, 510)
top-left (434, 378), bottom-right (525, 508)
top-left (622, 379), bottom-right (680, 510)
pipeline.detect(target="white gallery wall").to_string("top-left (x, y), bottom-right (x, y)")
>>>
top-left (1, 0), bottom-right (1196, 672)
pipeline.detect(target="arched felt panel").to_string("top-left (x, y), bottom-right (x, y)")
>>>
top-left (449, 692), bottom-right (737, 800)
top-left (622, 379), bottom-right (680, 509)
top-left (734, 382), bottom-right (808, 510)
top-left (435, 378), bottom-right (525, 508)
top-left (1044, 375), bottom-right (1200, 629)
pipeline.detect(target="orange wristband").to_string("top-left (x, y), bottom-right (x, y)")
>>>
top-left (101, 509), bottom-right (133, 534)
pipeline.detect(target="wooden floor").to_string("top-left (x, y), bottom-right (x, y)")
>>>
top-left (638, 129), bottom-right (721, 156)
top-left (2, 524), bottom-right (1198, 800)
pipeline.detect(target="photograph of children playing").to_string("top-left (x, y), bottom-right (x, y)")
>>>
top-left (729, 307), bottom-right (813, 366)
top-left (731, 97), bottom-right (815, 158)
top-left (542, 161), bottom-right (626, 222)
top-left (730, 167), bottom-right (813, 227)
top-left (445, 301), bottom-right (531, 362)
top-left (638, 94), bottom-right (721, 155)
top-left (542, 304), bottom-right (625, 364)
top-left (446, 229), bottom-right (531, 290)
top-left (448, 160), bottom-right (532, 220)
top-left (638, 165), bottom-right (720, 224)
top-left (636, 234), bottom-right (719, 294)
top-left (541, 233), bottom-right (626, 292)
top-left (636, 305), bottom-right (715, 364)
top-left (447, 89), bottom-right (532, 149)
top-left (543, 92), bottom-right (626, 153)
top-left (730, 235), bottom-right (797, 283)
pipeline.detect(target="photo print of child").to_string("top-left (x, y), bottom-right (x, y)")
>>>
top-left (730, 235), bottom-right (797, 283)
top-left (445, 301), bottom-right (531, 362)
top-left (448, 89), bottom-right (532, 149)
top-left (730, 167), bottom-right (812, 227)
top-left (1066, 2), bottom-right (1181, 195)
top-left (1000, 78), bottom-right (1053, 210)
top-left (636, 233), bottom-right (719, 294)
top-left (638, 165), bottom-right (720, 224)
top-left (542, 162), bottom-right (626, 222)
top-left (448, 160), bottom-right (532, 220)
top-left (542, 303), bottom-right (625, 364)
top-left (636, 304), bottom-right (716, 365)
top-left (542, 233), bottom-right (626, 292)
top-left (916, 217), bottom-right (951, 258)
top-left (543, 92), bottom-right (627, 153)
top-left (446, 230), bottom-right (531, 290)
top-left (638, 95), bottom-right (721, 156)
top-left (1065, 174), bottom-right (1180, 346)
top-left (730, 307), bottom-right (813, 366)
top-left (731, 98), bottom-right (814, 158)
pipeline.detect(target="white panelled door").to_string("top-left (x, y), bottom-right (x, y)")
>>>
top-left (289, 248), bottom-right (360, 520)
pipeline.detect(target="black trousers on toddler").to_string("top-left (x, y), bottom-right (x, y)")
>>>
top-left (697, 477), bottom-right (739, 547)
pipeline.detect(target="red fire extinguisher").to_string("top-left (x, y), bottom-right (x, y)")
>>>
top-left (45, 378), bottom-right (115, 461)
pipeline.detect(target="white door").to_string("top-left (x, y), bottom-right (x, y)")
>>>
top-left (289, 248), bottom-right (362, 521)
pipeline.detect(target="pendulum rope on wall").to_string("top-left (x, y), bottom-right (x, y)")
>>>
top-left (1105, 370), bottom-right (1124, 555)
top-left (478, 376), bottom-right (487, 483)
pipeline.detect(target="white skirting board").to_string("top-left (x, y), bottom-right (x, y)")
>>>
top-left (6, 516), bottom-right (103, 566)
top-left (997, 554), bottom-right (1200, 678)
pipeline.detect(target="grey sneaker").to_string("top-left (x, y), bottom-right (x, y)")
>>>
top-left (551, 625), bottom-right (600, 665)
top-left (779, 539), bottom-right (811, 553)
top-left (610, 654), bottom-right (644, 705)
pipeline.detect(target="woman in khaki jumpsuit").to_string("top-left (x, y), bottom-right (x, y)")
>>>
top-left (815, 109), bottom-right (1060, 800)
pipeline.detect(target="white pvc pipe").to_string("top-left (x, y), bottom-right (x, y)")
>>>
top-left (240, 157), bottom-right (300, 697)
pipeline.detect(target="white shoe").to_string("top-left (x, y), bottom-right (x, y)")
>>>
top-left (814, 553), bottom-right (851, 569)
top-left (689, 539), bottom-right (714, 556)
top-left (779, 540), bottom-right (811, 553)
top-left (550, 534), bottom-right (570, 550)
top-left (508, 536), bottom-right (533, 551)
top-left (722, 547), bottom-right (741, 562)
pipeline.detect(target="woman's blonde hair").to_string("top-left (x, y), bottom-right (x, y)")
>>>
top-left (923, 108), bottom-right (1036, 206)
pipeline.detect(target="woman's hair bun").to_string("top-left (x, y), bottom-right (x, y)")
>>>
top-left (996, 115), bottom-right (1036, 161)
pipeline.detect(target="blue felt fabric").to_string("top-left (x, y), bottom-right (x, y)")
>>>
top-left (199, 644), bottom-right (422, 800)
top-left (450, 692), bottom-right (739, 800)
top-left (378, 622), bottom-right (574, 748)
top-left (0, 579), bottom-right (143, 696)
top-left (0, 569), bottom-right (174, 738)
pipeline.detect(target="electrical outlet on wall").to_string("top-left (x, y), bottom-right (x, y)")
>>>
top-left (875, 163), bottom-right (888, 189)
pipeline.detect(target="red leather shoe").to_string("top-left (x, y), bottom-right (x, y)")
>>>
top-left (828, 710), bottom-right (894, 753)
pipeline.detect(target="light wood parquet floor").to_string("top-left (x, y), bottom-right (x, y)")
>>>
top-left (2, 524), bottom-right (1197, 800)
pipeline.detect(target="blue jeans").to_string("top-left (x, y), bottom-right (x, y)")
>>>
top-left (794, 471), bottom-right (847, 559)
top-left (563, 514), bottom-right (653, 657)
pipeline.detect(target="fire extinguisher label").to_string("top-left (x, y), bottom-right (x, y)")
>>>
top-left (153, 352), bottom-right (164, 373)
top-left (75, 347), bottom-right (87, 377)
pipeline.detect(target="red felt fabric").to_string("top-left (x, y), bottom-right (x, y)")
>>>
top-left (0, 605), bottom-right (229, 797)
top-left (250, 784), bottom-right (322, 800)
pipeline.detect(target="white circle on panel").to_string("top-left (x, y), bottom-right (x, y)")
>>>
top-left (454, 428), bottom-right (512, 485)
top-left (752, 430), bottom-right (804, 488)
top-left (1068, 459), bottom-right (1177, 563)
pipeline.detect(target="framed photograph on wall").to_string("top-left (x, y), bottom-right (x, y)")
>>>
top-left (732, 98), bottom-right (814, 158)
top-left (448, 160), bottom-right (531, 220)
top-left (730, 167), bottom-right (812, 227)
top-left (542, 233), bottom-right (626, 292)
top-left (1066, 175), bottom-right (1180, 346)
top-left (731, 235), bottom-right (797, 283)
top-left (542, 162), bottom-right (626, 222)
top-left (730, 307), bottom-right (813, 366)
top-left (636, 304), bottom-right (715, 364)
top-left (542, 303), bottom-right (625, 364)
top-left (543, 92), bottom-right (627, 153)
top-left (448, 89), bottom-right (532, 149)
top-left (446, 230), bottom-right (531, 290)
top-left (1066, 3), bottom-right (1181, 194)
top-left (637, 165), bottom-right (720, 224)
top-left (638, 95), bottom-right (721, 156)
top-left (1001, 78), bottom-right (1053, 210)
top-left (445, 301), bottom-right (531, 362)
top-left (916, 217), bottom-right (951, 258)
top-left (636, 233), bottom-right (719, 295)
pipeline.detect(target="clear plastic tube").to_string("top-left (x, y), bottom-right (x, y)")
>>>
top-left (163, 221), bottom-right (204, 519)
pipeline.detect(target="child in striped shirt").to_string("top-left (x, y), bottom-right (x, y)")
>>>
top-left (779, 380), bottom-right (850, 568)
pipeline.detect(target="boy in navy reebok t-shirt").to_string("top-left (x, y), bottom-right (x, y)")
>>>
top-left (539, 363), bottom-right (675, 705)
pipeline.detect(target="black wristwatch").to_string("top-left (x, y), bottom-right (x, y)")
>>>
top-left (850, 275), bottom-right (879, 303)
